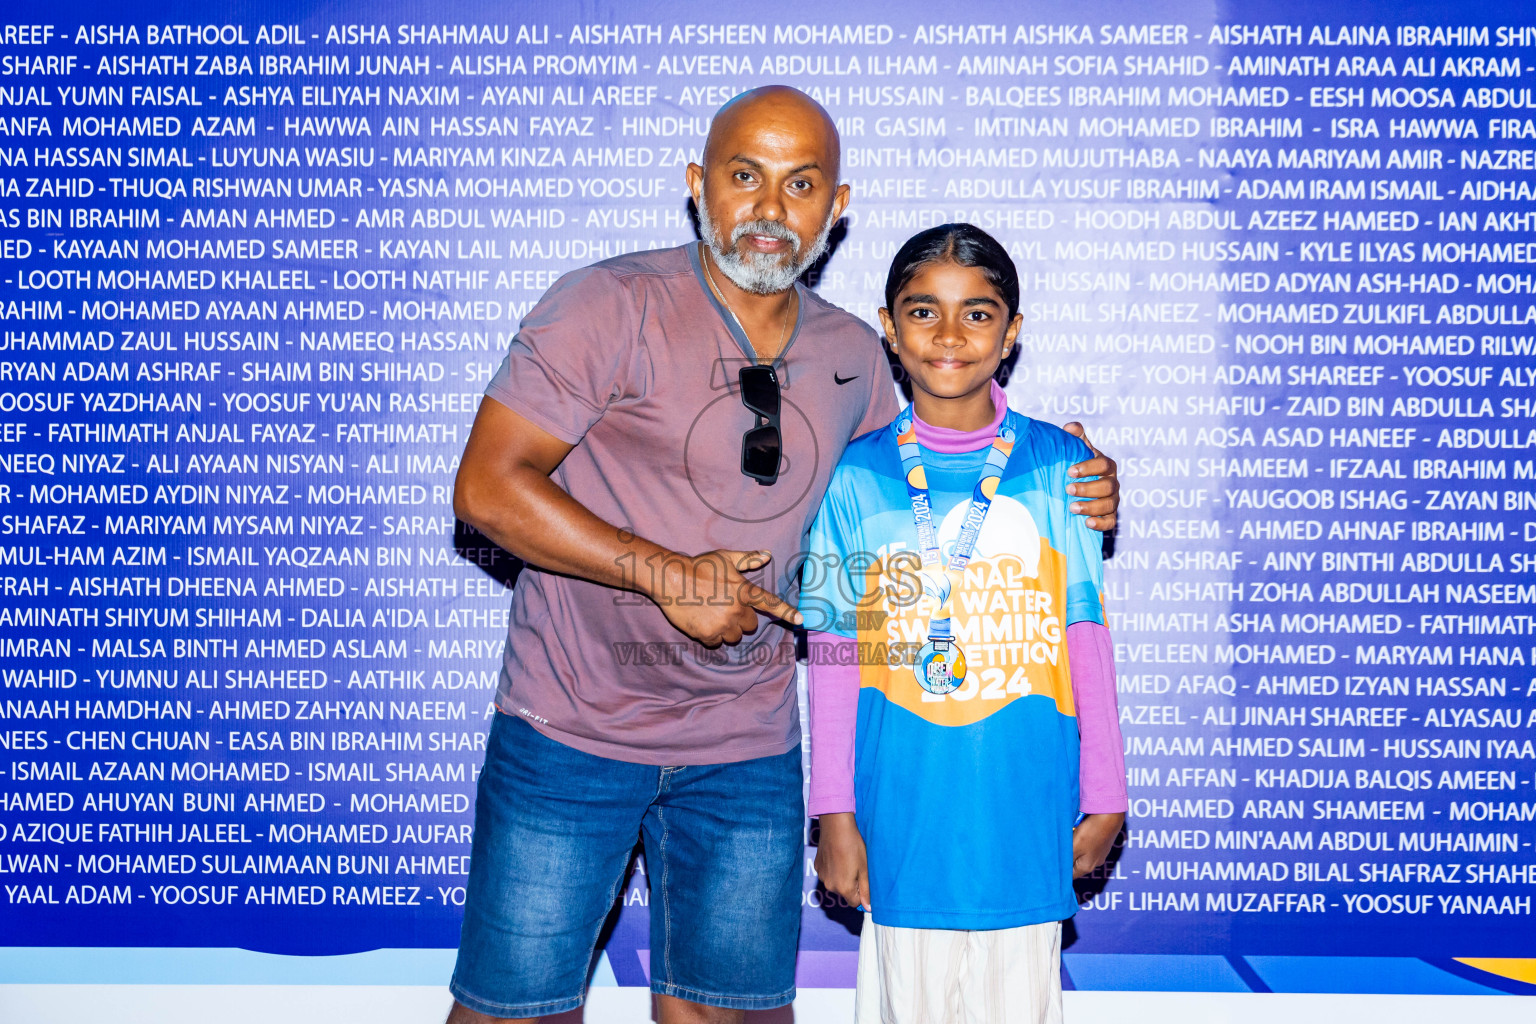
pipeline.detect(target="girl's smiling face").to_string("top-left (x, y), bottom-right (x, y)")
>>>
top-left (879, 259), bottom-right (1023, 407)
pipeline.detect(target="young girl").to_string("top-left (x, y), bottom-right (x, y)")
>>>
top-left (802, 224), bottom-right (1127, 1023)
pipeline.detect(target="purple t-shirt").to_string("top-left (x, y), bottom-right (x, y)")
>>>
top-left (482, 243), bottom-right (899, 765)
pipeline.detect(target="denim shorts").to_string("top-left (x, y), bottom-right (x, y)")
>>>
top-left (450, 712), bottom-right (804, 1017)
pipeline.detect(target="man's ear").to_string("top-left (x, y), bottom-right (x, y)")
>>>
top-left (685, 162), bottom-right (705, 204)
top-left (830, 181), bottom-right (851, 224)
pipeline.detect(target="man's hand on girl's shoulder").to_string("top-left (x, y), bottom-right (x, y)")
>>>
top-left (1062, 422), bottom-right (1119, 532)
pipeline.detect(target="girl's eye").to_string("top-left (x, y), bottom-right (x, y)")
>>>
top-left (965, 310), bottom-right (990, 322)
top-left (910, 308), bottom-right (936, 319)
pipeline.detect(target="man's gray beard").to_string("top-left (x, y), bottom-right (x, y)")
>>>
top-left (697, 189), bottom-right (836, 295)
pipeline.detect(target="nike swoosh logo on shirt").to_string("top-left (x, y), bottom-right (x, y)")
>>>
top-left (834, 373), bottom-right (859, 385)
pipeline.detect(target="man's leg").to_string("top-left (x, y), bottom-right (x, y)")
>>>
top-left (449, 712), bottom-right (652, 1021)
top-left (445, 1004), bottom-right (533, 1024)
top-left (656, 993), bottom-right (745, 1024)
top-left (444, 992), bottom-right (743, 1024)
top-left (641, 748), bottom-right (805, 1021)
top-left (446, 991), bottom-right (745, 1023)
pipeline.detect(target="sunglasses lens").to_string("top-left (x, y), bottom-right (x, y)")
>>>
top-left (739, 366), bottom-right (780, 418)
top-left (742, 423), bottom-right (781, 481)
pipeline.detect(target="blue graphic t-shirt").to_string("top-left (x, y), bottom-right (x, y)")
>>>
top-left (801, 409), bottom-right (1105, 929)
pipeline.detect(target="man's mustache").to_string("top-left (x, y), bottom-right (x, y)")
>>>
top-left (729, 219), bottom-right (800, 254)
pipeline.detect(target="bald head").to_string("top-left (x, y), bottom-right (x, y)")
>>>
top-left (686, 85), bottom-right (850, 295)
top-left (705, 86), bottom-right (842, 184)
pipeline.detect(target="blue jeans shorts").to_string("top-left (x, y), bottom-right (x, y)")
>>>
top-left (450, 712), bottom-right (804, 1017)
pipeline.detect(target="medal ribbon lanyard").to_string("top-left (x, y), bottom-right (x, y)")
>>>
top-left (894, 409), bottom-right (1016, 649)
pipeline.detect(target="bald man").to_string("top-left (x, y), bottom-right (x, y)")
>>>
top-left (447, 87), bottom-right (1120, 1024)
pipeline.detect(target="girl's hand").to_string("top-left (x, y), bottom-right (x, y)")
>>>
top-left (1072, 812), bottom-right (1125, 878)
top-left (814, 812), bottom-right (871, 910)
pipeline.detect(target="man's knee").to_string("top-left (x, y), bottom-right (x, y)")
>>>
top-left (446, 999), bottom-right (537, 1024)
top-left (656, 992), bottom-right (747, 1024)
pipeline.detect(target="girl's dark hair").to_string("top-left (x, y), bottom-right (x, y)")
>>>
top-left (883, 223), bottom-right (1020, 320)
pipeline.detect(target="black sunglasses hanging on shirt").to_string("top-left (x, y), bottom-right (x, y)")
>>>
top-left (739, 365), bottom-right (781, 486)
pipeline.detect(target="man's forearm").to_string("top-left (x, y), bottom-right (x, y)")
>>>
top-left (455, 462), bottom-right (674, 599)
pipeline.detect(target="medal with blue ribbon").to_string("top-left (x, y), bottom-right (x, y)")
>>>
top-left (893, 408), bottom-right (1015, 695)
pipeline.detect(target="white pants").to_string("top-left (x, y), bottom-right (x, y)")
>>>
top-left (854, 913), bottom-right (1063, 1024)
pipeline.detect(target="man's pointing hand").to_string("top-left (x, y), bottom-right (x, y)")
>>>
top-left (652, 549), bottom-right (802, 647)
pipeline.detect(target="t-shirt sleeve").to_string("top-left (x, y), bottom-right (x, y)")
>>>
top-left (1062, 435), bottom-right (1106, 627)
top-left (853, 335), bottom-right (900, 439)
top-left (1068, 621), bottom-right (1128, 814)
top-left (1058, 430), bottom-right (1123, 811)
top-left (798, 466), bottom-right (865, 638)
top-left (805, 632), bottom-right (860, 817)
top-left (801, 464), bottom-right (870, 817)
top-left (483, 266), bottom-right (638, 445)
